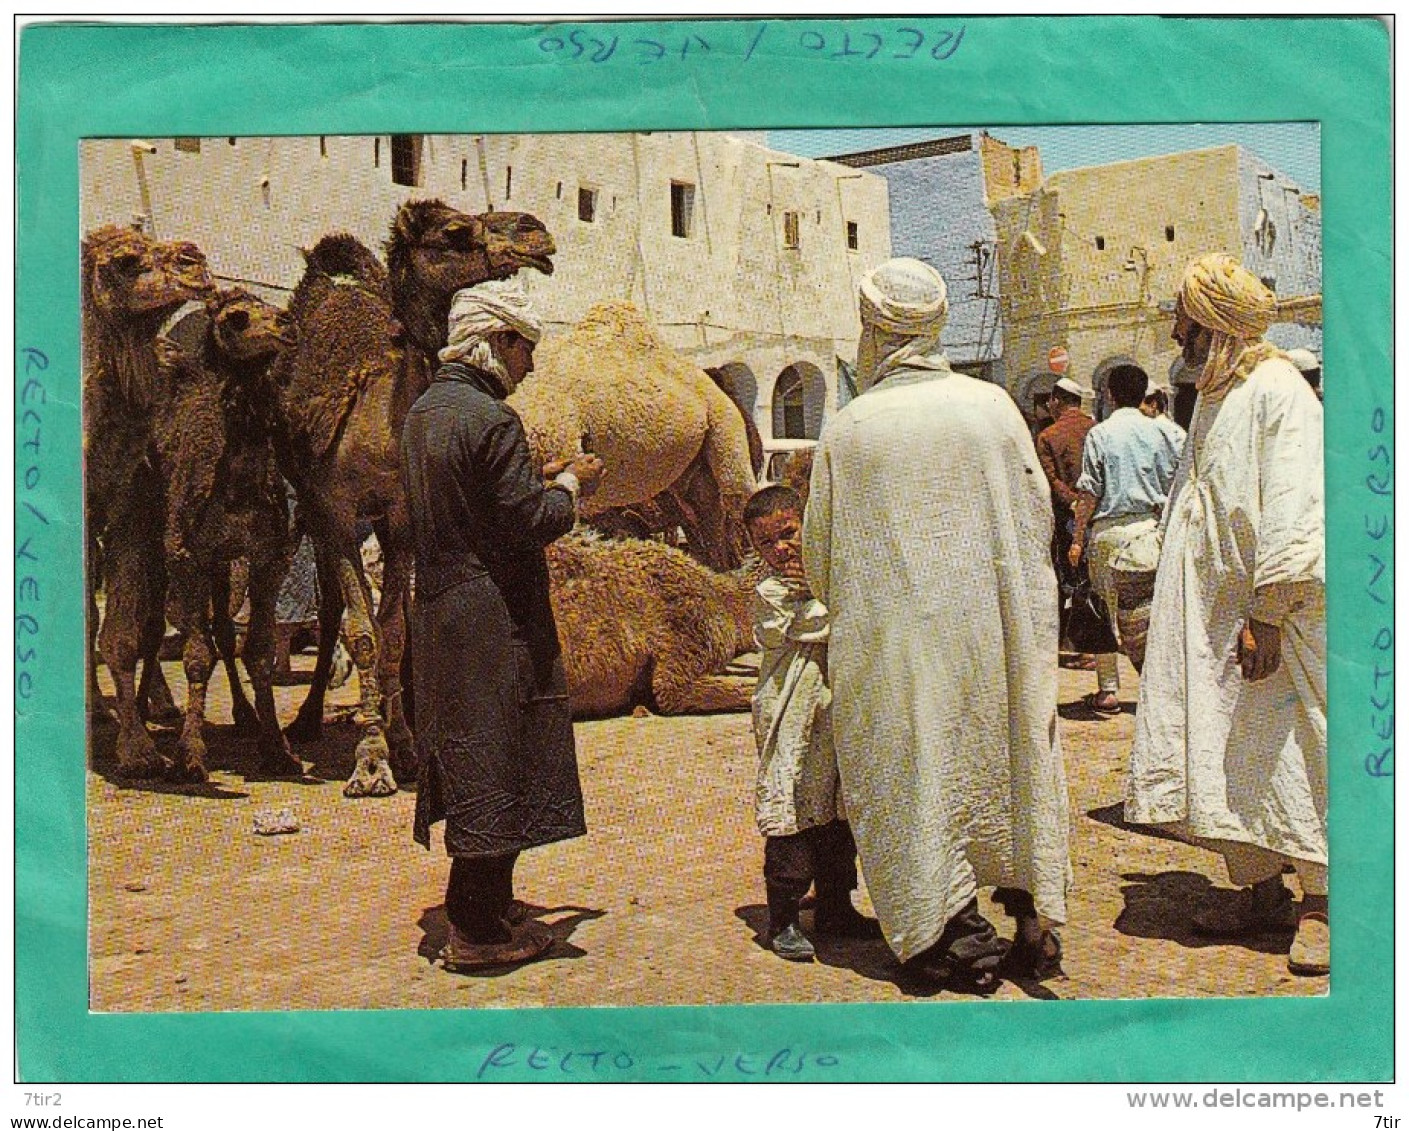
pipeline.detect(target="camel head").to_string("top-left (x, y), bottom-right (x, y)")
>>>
top-left (385, 200), bottom-right (557, 355)
top-left (206, 288), bottom-right (298, 367)
top-left (82, 224), bottom-right (215, 329)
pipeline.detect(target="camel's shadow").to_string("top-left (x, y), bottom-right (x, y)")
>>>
top-left (732, 903), bottom-right (1059, 1001)
top-left (87, 707), bottom-right (379, 798)
top-left (416, 901), bottom-right (606, 977)
top-left (1113, 870), bottom-right (1296, 955)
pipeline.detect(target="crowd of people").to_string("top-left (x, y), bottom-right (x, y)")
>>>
top-left (398, 249), bottom-right (1328, 993)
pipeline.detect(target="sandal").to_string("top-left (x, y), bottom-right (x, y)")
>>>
top-left (1082, 692), bottom-right (1121, 716)
top-left (441, 920), bottom-right (554, 971)
top-left (1287, 912), bottom-right (1329, 976)
top-left (1004, 929), bottom-right (1063, 980)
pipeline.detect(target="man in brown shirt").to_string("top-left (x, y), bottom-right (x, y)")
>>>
top-left (1035, 376), bottom-right (1096, 670)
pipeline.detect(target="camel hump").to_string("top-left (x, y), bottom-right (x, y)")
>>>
top-left (302, 234), bottom-right (388, 289)
top-left (575, 302), bottom-right (666, 352)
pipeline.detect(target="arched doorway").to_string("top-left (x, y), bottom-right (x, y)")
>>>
top-left (1090, 356), bottom-right (1149, 421)
top-left (771, 362), bottom-right (827, 440)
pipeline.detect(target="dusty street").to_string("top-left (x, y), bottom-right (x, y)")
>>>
top-left (88, 656), bottom-right (1327, 1012)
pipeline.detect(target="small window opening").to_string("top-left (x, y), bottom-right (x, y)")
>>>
top-left (555, 181), bottom-right (563, 200)
top-left (505, 166), bottom-right (513, 199)
top-left (318, 136), bottom-right (327, 158)
top-left (1165, 225), bottom-right (1175, 242)
top-left (227, 137), bottom-right (237, 146)
top-left (391, 135), bottom-right (422, 187)
top-left (578, 186), bottom-right (598, 223)
top-left (174, 137), bottom-right (200, 154)
top-left (782, 211), bottom-right (801, 250)
top-left (374, 138), bottom-right (380, 168)
top-left (670, 181), bottom-right (695, 239)
top-left (846, 221), bottom-right (859, 251)
top-left (461, 159), bottom-right (468, 191)
top-left (1095, 236), bottom-right (1105, 251)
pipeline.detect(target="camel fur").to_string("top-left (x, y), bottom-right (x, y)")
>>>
top-left (273, 201), bottom-right (556, 797)
top-left (510, 303), bottom-right (758, 572)
top-left (152, 288), bottom-right (301, 782)
top-left (546, 531), bottom-right (760, 718)
top-left (82, 223), bottom-right (215, 779)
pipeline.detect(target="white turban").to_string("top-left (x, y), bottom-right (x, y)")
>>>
top-left (1178, 253), bottom-right (1285, 401)
top-left (439, 278), bottom-right (543, 366)
top-left (855, 258), bottom-right (950, 392)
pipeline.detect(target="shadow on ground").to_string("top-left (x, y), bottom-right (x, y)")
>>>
top-left (1058, 697), bottom-right (1135, 721)
top-left (733, 903), bottom-right (1061, 1001)
top-left (416, 901), bottom-right (606, 976)
top-left (1113, 870), bottom-right (1296, 955)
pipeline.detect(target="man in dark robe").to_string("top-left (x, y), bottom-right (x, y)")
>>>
top-left (402, 280), bottom-right (604, 970)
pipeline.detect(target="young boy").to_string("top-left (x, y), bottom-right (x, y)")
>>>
top-left (744, 484), bottom-right (879, 961)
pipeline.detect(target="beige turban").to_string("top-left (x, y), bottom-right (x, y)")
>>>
top-left (1178, 253), bottom-right (1284, 401)
top-left (856, 258), bottom-right (950, 392)
top-left (439, 278), bottom-right (543, 366)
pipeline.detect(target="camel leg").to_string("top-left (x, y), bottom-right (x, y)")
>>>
top-left (87, 549), bottom-right (110, 724)
top-left (285, 543), bottom-right (343, 744)
top-left (211, 562), bottom-right (259, 734)
top-left (337, 554), bottom-right (396, 798)
top-left (245, 553), bottom-right (303, 778)
top-left (373, 517), bottom-right (416, 782)
top-left (98, 524), bottom-right (170, 780)
top-left (165, 572), bottom-right (217, 784)
top-left (653, 673), bottom-right (755, 715)
top-left (136, 599), bottom-right (179, 724)
top-left (673, 463), bottom-right (737, 573)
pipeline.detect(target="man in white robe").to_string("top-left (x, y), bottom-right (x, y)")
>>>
top-left (1126, 253), bottom-right (1328, 976)
top-left (802, 258), bottom-right (1072, 990)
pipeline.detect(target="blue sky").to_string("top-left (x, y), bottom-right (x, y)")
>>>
top-left (769, 123), bottom-right (1321, 192)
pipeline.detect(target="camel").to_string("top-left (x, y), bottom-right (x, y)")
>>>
top-left (273, 201), bottom-right (557, 797)
top-left (546, 531), bottom-right (760, 717)
top-left (510, 303), bottom-right (758, 571)
top-left (152, 288), bottom-right (302, 782)
top-left (82, 224), bottom-right (215, 779)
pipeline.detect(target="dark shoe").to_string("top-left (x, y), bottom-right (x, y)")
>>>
top-left (814, 903), bottom-right (885, 940)
top-left (1003, 929), bottom-right (1063, 980)
top-left (902, 899), bottom-right (1009, 992)
top-left (1193, 876), bottom-right (1298, 937)
top-left (770, 923), bottom-right (816, 962)
top-left (441, 920), bottom-right (553, 971)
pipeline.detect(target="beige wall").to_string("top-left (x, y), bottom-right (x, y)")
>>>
top-left (995, 146), bottom-right (1244, 406)
top-left (80, 132), bottom-right (890, 439)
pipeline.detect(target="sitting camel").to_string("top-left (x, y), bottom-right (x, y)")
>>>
top-left (274, 202), bottom-right (558, 797)
top-left (153, 289), bottom-right (302, 782)
top-left (547, 531), bottom-right (760, 717)
top-left (82, 223), bottom-right (215, 779)
top-left (510, 303), bottom-right (758, 572)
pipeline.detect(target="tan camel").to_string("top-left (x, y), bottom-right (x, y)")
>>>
top-left (153, 289), bottom-right (302, 782)
top-left (547, 531), bottom-right (759, 717)
top-left (83, 224), bottom-right (215, 779)
top-left (274, 202), bottom-right (557, 797)
top-left (510, 303), bottom-right (758, 572)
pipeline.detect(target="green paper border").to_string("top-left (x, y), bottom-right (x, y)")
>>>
top-left (15, 16), bottom-right (1392, 1082)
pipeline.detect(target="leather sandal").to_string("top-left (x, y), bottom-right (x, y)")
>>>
top-left (441, 920), bottom-right (553, 971)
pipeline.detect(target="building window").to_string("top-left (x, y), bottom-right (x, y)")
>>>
top-left (670, 181), bottom-right (695, 239)
top-left (555, 181), bottom-right (563, 200)
top-left (846, 221), bottom-right (859, 251)
top-left (227, 137), bottom-right (237, 146)
top-left (1095, 236), bottom-right (1106, 251)
top-left (391, 135), bottom-right (422, 187)
top-left (782, 211), bottom-right (801, 250)
top-left (1165, 225), bottom-right (1175, 242)
top-left (578, 186), bottom-right (599, 223)
top-left (461, 159), bottom-right (468, 191)
top-left (174, 137), bottom-right (200, 154)
top-left (777, 370), bottom-right (806, 438)
top-left (505, 166), bottom-right (513, 199)
top-left (374, 137), bottom-right (380, 168)
top-left (318, 136), bottom-right (327, 158)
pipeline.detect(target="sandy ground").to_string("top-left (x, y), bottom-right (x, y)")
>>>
top-left (88, 654), bottom-right (1327, 1012)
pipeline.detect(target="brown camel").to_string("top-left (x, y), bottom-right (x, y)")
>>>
top-left (547, 531), bottom-right (760, 718)
top-left (274, 201), bottom-right (556, 797)
top-left (510, 303), bottom-right (758, 572)
top-left (152, 288), bottom-right (303, 782)
top-left (83, 224), bottom-right (215, 779)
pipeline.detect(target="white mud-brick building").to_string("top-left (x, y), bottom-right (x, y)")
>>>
top-left (992, 144), bottom-right (1322, 422)
top-left (80, 132), bottom-right (892, 443)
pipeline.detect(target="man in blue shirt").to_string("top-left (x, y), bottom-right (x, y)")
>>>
top-left (1069, 365), bottom-right (1184, 714)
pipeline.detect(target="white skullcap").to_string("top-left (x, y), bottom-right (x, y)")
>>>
top-left (1053, 376), bottom-right (1084, 397)
top-left (1285, 348), bottom-right (1320, 372)
top-left (859, 257), bottom-right (950, 336)
top-left (440, 278), bottom-right (542, 365)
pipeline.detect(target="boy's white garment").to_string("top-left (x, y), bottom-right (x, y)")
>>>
top-left (752, 574), bottom-right (841, 838)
